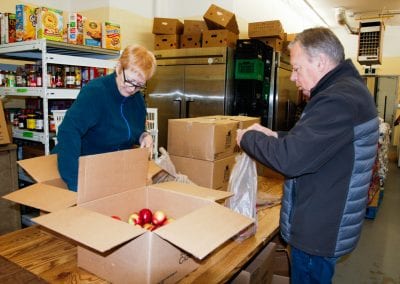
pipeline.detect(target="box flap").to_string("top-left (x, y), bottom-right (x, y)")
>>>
top-left (150, 181), bottom-right (233, 202)
top-left (77, 148), bottom-right (148, 204)
top-left (3, 183), bottom-right (76, 212)
top-left (148, 160), bottom-right (163, 180)
top-left (156, 203), bottom-right (253, 259)
top-left (32, 206), bottom-right (145, 252)
top-left (17, 154), bottom-right (60, 182)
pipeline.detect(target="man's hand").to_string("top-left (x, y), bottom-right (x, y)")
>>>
top-left (236, 123), bottom-right (278, 147)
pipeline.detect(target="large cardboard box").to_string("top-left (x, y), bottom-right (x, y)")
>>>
top-left (258, 37), bottom-right (283, 52)
top-left (248, 20), bottom-right (284, 40)
top-left (183, 20), bottom-right (207, 35)
top-left (152, 17), bottom-right (183, 35)
top-left (154, 34), bottom-right (180, 50)
top-left (3, 148), bottom-right (252, 283)
top-left (36, 7), bottom-right (64, 42)
top-left (168, 117), bottom-right (238, 161)
top-left (203, 4), bottom-right (239, 34)
top-left (0, 102), bottom-right (11, 145)
top-left (170, 154), bottom-right (236, 191)
top-left (202, 29), bottom-right (238, 48)
top-left (231, 242), bottom-right (276, 284)
top-left (15, 4), bottom-right (37, 42)
top-left (180, 33), bottom-right (202, 48)
top-left (202, 115), bottom-right (260, 130)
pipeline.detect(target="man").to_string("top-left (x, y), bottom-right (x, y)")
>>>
top-left (236, 27), bottom-right (379, 283)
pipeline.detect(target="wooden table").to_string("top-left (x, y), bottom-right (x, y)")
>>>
top-left (0, 179), bottom-right (283, 284)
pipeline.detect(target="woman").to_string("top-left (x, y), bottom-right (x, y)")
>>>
top-left (54, 45), bottom-right (157, 191)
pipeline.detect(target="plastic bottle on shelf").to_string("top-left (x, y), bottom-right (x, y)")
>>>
top-left (55, 66), bottom-right (63, 88)
top-left (0, 70), bottom-right (4, 87)
top-left (6, 71), bottom-right (16, 87)
top-left (75, 66), bottom-right (81, 88)
top-left (36, 66), bottom-right (42, 87)
top-left (18, 110), bottom-right (27, 129)
top-left (16, 67), bottom-right (23, 87)
top-left (65, 66), bottom-right (75, 88)
top-left (28, 65), bottom-right (37, 87)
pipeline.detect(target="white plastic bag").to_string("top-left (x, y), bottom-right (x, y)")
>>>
top-left (154, 147), bottom-right (194, 184)
top-left (227, 152), bottom-right (258, 242)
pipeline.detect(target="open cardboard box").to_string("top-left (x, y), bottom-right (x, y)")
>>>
top-left (3, 148), bottom-right (253, 283)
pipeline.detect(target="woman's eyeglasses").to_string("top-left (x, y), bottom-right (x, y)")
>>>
top-left (122, 69), bottom-right (146, 89)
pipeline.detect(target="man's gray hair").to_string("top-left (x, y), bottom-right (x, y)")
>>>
top-left (288, 27), bottom-right (345, 65)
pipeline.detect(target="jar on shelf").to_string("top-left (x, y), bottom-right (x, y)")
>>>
top-left (35, 111), bottom-right (44, 132)
top-left (26, 113), bottom-right (37, 130)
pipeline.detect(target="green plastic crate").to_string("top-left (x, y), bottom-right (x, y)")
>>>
top-left (235, 59), bottom-right (264, 81)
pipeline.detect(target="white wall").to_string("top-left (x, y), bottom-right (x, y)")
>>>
top-left (10, 0), bottom-right (400, 59)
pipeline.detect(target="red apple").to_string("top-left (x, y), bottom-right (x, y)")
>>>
top-left (139, 208), bottom-right (153, 224)
top-left (111, 215), bottom-right (121, 221)
top-left (152, 210), bottom-right (167, 226)
top-left (164, 217), bottom-right (175, 225)
top-left (128, 212), bottom-right (143, 226)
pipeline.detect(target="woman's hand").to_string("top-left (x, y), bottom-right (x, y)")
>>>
top-left (139, 132), bottom-right (153, 159)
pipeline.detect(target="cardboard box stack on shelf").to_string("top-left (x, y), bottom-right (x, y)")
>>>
top-left (167, 115), bottom-right (259, 191)
top-left (152, 4), bottom-right (239, 50)
top-left (152, 17), bottom-right (184, 50)
top-left (3, 147), bottom-right (253, 283)
top-left (181, 20), bottom-right (207, 48)
top-left (248, 20), bottom-right (285, 52)
top-left (202, 4), bottom-right (239, 48)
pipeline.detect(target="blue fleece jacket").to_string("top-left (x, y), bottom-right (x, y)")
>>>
top-left (53, 72), bottom-right (147, 191)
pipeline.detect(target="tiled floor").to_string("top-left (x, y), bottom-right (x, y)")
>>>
top-left (334, 146), bottom-right (400, 284)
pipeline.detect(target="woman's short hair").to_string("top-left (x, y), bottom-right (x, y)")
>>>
top-left (118, 45), bottom-right (157, 80)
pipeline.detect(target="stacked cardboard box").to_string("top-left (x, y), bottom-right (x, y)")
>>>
top-left (180, 20), bottom-right (207, 48)
top-left (152, 17), bottom-right (183, 50)
top-left (168, 116), bottom-right (259, 191)
top-left (3, 148), bottom-right (253, 283)
top-left (202, 4), bottom-right (239, 48)
top-left (248, 20), bottom-right (285, 52)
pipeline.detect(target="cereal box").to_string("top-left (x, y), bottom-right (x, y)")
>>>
top-left (102, 21), bottom-right (121, 50)
top-left (83, 19), bottom-right (101, 47)
top-left (15, 4), bottom-right (37, 42)
top-left (36, 7), bottom-right (64, 42)
top-left (0, 13), bottom-right (16, 44)
top-left (68, 13), bottom-right (83, 45)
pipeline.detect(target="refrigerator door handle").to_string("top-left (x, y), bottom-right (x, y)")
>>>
top-left (186, 98), bottom-right (194, 118)
top-left (173, 98), bottom-right (182, 118)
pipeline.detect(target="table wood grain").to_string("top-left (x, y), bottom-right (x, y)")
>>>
top-left (0, 179), bottom-right (283, 283)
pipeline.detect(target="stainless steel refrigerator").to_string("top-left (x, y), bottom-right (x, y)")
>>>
top-left (268, 52), bottom-right (299, 131)
top-left (146, 47), bottom-right (235, 150)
